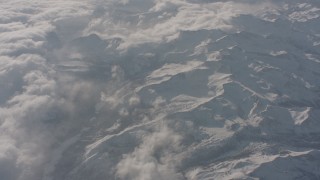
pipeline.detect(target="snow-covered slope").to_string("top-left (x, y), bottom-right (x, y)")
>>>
top-left (0, 0), bottom-right (320, 180)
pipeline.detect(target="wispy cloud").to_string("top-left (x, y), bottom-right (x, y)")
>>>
top-left (116, 125), bottom-right (183, 180)
top-left (85, 0), bottom-right (277, 48)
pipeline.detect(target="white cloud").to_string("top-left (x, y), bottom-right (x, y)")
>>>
top-left (1, 0), bottom-right (319, 179)
top-left (116, 125), bottom-right (183, 180)
top-left (0, 1), bottom-right (93, 179)
top-left (129, 95), bottom-right (141, 107)
top-left (84, 0), bottom-right (277, 49)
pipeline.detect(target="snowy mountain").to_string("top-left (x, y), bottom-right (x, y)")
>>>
top-left (0, 0), bottom-right (320, 180)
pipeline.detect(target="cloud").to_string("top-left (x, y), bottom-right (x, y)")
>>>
top-left (116, 125), bottom-right (183, 180)
top-left (1, 1), bottom-right (276, 179)
top-left (84, 0), bottom-right (277, 49)
top-left (0, 53), bottom-right (74, 180)
top-left (1, 0), bottom-right (319, 179)
top-left (0, 1), bottom-right (93, 180)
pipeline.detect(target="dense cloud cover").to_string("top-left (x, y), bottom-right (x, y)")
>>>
top-left (1, 0), bottom-right (320, 180)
